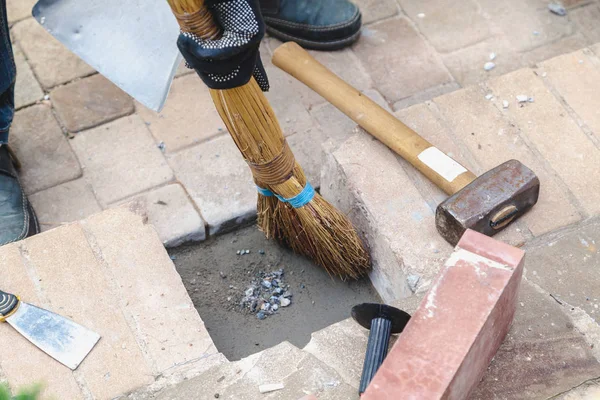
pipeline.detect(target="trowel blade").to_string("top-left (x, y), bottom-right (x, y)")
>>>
top-left (32, 0), bottom-right (182, 112)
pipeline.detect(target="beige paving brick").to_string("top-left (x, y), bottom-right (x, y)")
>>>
top-left (434, 84), bottom-right (581, 236)
top-left (521, 33), bottom-right (589, 67)
top-left (351, 0), bottom-right (398, 24)
top-left (11, 19), bottom-right (95, 89)
top-left (6, 0), bottom-right (35, 24)
top-left (0, 244), bottom-right (85, 400)
top-left (392, 81), bottom-right (460, 111)
top-left (571, 3), bottom-right (600, 43)
top-left (137, 74), bottom-right (226, 154)
top-left (591, 42), bottom-right (600, 56)
top-left (9, 104), bottom-right (82, 194)
top-left (441, 36), bottom-right (521, 87)
top-left (168, 134), bottom-right (256, 235)
top-left (286, 126), bottom-right (325, 188)
top-left (114, 183), bottom-right (206, 247)
top-left (399, 0), bottom-right (491, 53)
top-left (353, 18), bottom-right (453, 103)
top-left (479, 0), bottom-right (574, 52)
top-left (22, 223), bottom-right (154, 399)
top-left (70, 115), bottom-right (174, 205)
top-left (539, 50), bottom-right (600, 145)
top-left (175, 59), bottom-right (193, 78)
top-left (51, 74), bottom-right (134, 132)
top-left (81, 207), bottom-right (218, 374)
top-left (28, 178), bottom-right (102, 231)
top-left (13, 44), bottom-right (43, 109)
top-left (486, 68), bottom-right (600, 216)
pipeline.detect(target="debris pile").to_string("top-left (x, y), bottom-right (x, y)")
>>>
top-left (240, 269), bottom-right (293, 320)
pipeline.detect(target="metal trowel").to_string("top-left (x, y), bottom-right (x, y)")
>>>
top-left (0, 289), bottom-right (100, 370)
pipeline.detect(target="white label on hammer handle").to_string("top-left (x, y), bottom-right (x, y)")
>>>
top-left (417, 147), bottom-right (467, 182)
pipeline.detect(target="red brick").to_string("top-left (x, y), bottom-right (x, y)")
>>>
top-left (363, 229), bottom-right (525, 400)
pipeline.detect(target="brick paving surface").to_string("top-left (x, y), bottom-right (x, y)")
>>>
top-left (3, 0), bottom-right (600, 397)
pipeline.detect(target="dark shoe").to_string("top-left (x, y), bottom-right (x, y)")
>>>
top-left (260, 0), bottom-right (362, 50)
top-left (0, 145), bottom-right (39, 246)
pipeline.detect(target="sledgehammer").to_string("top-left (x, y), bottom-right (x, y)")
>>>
top-left (272, 42), bottom-right (540, 246)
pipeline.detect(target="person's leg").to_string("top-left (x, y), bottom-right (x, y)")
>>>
top-left (0, 0), bottom-right (39, 246)
top-left (259, 0), bottom-right (362, 51)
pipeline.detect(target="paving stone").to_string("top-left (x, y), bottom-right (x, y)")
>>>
top-left (8, 104), bottom-right (82, 194)
top-left (136, 74), bottom-right (226, 154)
top-left (554, 379), bottom-right (600, 400)
top-left (70, 115), bottom-right (174, 206)
top-left (472, 279), bottom-right (600, 399)
top-left (13, 44), bottom-right (43, 109)
top-left (352, 18), bottom-right (453, 103)
top-left (539, 50), bottom-right (600, 147)
top-left (310, 88), bottom-right (391, 151)
top-left (167, 134), bottom-right (256, 235)
top-left (175, 59), bottom-right (193, 78)
top-left (351, 0), bottom-right (398, 24)
top-left (114, 184), bottom-right (206, 247)
top-left (521, 33), bottom-right (589, 67)
top-left (392, 81), bottom-right (460, 111)
top-left (478, 0), bottom-right (574, 52)
top-left (0, 243), bottom-right (85, 400)
top-left (51, 74), bottom-right (134, 132)
top-left (11, 19), bottom-right (95, 89)
top-left (321, 131), bottom-right (453, 302)
top-left (571, 4), bottom-right (600, 43)
top-left (441, 36), bottom-right (521, 87)
top-left (286, 126), bottom-right (325, 188)
top-left (591, 43), bottom-right (600, 56)
top-left (28, 178), bottom-right (102, 231)
top-left (363, 230), bottom-right (525, 399)
top-left (22, 224), bottom-right (154, 399)
top-left (486, 68), bottom-right (600, 216)
top-left (398, 0), bottom-right (491, 53)
top-left (81, 207), bottom-right (218, 374)
top-left (6, 0), bottom-right (35, 24)
top-left (434, 84), bottom-right (582, 236)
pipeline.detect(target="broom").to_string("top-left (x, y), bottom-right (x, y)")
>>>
top-left (166, 0), bottom-right (371, 279)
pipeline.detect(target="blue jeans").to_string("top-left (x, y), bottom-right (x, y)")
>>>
top-left (0, 0), bottom-right (15, 145)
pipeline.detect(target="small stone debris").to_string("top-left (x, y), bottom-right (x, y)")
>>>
top-left (407, 274), bottom-right (421, 292)
top-left (236, 249), bottom-right (251, 255)
top-left (214, 394), bottom-right (220, 399)
top-left (169, 255), bottom-right (177, 261)
top-left (489, 52), bottom-right (497, 61)
top-left (219, 271), bottom-right (227, 279)
top-left (240, 269), bottom-right (292, 319)
top-left (417, 13), bottom-right (425, 18)
top-left (516, 95), bottom-right (529, 103)
top-left (259, 383), bottom-right (284, 394)
top-left (259, 249), bottom-right (265, 255)
top-left (533, 31), bottom-right (540, 36)
top-left (484, 62), bottom-right (496, 71)
top-left (485, 94), bottom-right (494, 101)
top-left (548, 3), bottom-right (567, 16)
top-left (43, 94), bottom-right (50, 101)
top-left (157, 141), bottom-right (166, 152)
top-left (502, 100), bottom-right (510, 109)
top-left (528, 97), bottom-right (535, 103)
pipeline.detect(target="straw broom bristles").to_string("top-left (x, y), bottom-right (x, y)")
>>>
top-left (166, 0), bottom-right (371, 279)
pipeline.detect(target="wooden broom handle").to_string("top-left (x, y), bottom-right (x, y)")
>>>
top-left (272, 42), bottom-right (476, 196)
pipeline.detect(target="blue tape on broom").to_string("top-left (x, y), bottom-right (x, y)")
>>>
top-left (256, 182), bottom-right (315, 209)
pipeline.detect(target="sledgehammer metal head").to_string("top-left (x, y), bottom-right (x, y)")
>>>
top-left (436, 159), bottom-right (540, 246)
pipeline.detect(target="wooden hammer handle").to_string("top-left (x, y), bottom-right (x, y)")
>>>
top-left (272, 42), bottom-right (476, 196)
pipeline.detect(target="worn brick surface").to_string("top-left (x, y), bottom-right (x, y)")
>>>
top-left (364, 230), bottom-right (525, 399)
top-left (521, 33), bottom-right (589, 67)
top-left (353, 18), bottom-right (453, 103)
top-left (137, 74), bottom-right (226, 154)
top-left (70, 115), bottom-right (174, 205)
top-left (478, 0), bottom-right (574, 52)
top-left (168, 134), bottom-right (256, 235)
top-left (434, 84), bottom-right (582, 236)
top-left (351, 0), bottom-right (398, 24)
top-left (555, 380), bottom-right (600, 400)
top-left (28, 178), bottom-right (102, 231)
top-left (398, 0), bottom-right (491, 53)
top-left (571, 4), bottom-right (600, 43)
top-left (11, 19), bottom-right (95, 88)
top-left (6, 0), bottom-right (35, 24)
top-left (441, 36), bottom-right (521, 87)
top-left (22, 225), bottom-right (154, 399)
top-left (114, 184), bottom-right (206, 247)
top-left (286, 126), bottom-right (325, 188)
top-left (9, 104), bottom-right (81, 194)
top-left (51, 74), bottom-right (134, 132)
top-left (82, 207), bottom-right (218, 374)
top-left (322, 132), bottom-right (452, 302)
top-left (13, 44), bottom-right (43, 109)
top-left (0, 244), bottom-right (85, 400)
top-left (593, 43), bottom-right (600, 56)
top-left (539, 50), bottom-right (600, 146)
top-left (392, 81), bottom-right (461, 111)
top-left (486, 68), bottom-right (600, 216)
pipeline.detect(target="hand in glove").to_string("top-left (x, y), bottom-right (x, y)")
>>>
top-left (177, 0), bottom-right (269, 91)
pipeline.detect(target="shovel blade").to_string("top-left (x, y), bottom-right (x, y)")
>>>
top-left (7, 302), bottom-right (100, 370)
top-left (32, 0), bottom-right (182, 112)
